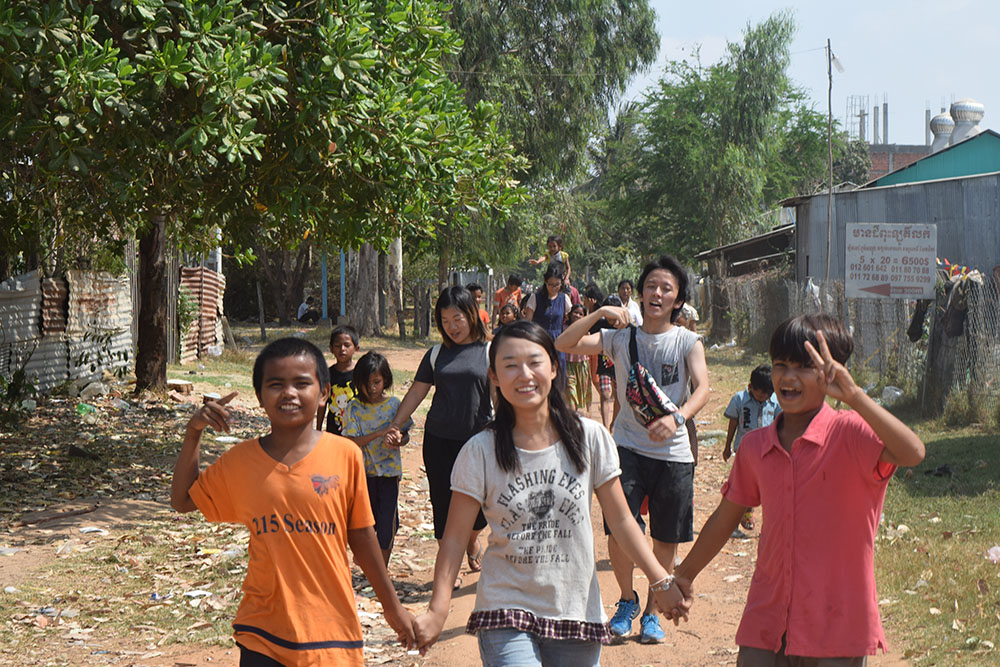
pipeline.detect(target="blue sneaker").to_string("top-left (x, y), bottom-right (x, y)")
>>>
top-left (609, 591), bottom-right (640, 639)
top-left (639, 613), bottom-right (665, 644)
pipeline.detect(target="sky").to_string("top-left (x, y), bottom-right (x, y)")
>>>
top-left (623, 0), bottom-right (1000, 146)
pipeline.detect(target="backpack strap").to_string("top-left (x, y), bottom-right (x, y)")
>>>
top-left (429, 343), bottom-right (442, 372)
top-left (627, 324), bottom-right (639, 368)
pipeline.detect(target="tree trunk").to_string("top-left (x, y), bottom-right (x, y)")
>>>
top-left (387, 237), bottom-right (404, 339)
top-left (135, 213), bottom-right (168, 393)
top-left (347, 243), bottom-right (381, 336)
top-left (259, 244), bottom-right (312, 326)
top-left (436, 240), bottom-right (450, 292)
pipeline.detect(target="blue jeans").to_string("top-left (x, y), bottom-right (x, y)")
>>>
top-left (477, 628), bottom-right (602, 667)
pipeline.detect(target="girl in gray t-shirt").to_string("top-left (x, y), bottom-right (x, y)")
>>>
top-left (412, 321), bottom-right (684, 665)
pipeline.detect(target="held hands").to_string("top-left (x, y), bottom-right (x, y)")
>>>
top-left (413, 610), bottom-right (447, 655)
top-left (188, 392), bottom-right (238, 434)
top-left (657, 576), bottom-right (694, 625)
top-left (804, 331), bottom-right (861, 404)
top-left (383, 606), bottom-right (417, 651)
top-left (383, 426), bottom-right (405, 449)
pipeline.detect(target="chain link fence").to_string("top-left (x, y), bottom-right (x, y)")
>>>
top-left (719, 271), bottom-right (1000, 420)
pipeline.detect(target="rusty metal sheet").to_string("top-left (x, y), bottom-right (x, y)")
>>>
top-left (65, 270), bottom-right (132, 336)
top-left (65, 270), bottom-right (133, 383)
top-left (0, 271), bottom-right (41, 345)
top-left (41, 277), bottom-right (68, 334)
top-left (179, 267), bottom-right (226, 363)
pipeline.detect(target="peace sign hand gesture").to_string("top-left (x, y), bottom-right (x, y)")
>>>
top-left (803, 331), bottom-right (860, 405)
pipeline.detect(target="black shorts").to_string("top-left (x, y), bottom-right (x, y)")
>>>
top-left (423, 431), bottom-right (487, 540)
top-left (367, 476), bottom-right (399, 550)
top-left (237, 644), bottom-right (283, 666)
top-left (603, 446), bottom-right (694, 543)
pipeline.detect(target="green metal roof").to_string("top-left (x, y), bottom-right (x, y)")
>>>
top-left (869, 129), bottom-right (1000, 187)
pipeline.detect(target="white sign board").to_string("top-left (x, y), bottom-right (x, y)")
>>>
top-left (845, 223), bottom-right (937, 299)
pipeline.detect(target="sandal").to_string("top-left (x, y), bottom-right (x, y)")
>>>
top-left (740, 512), bottom-right (755, 532)
top-left (453, 575), bottom-right (464, 590)
top-left (467, 542), bottom-right (485, 572)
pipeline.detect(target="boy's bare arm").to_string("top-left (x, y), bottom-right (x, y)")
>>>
top-left (172, 392), bottom-right (237, 513)
top-left (723, 418), bottom-right (738, 461)
top-left (347, 527), bottom-right (416, 649)
top-left (555, 305), bottom-right (629, 355)
top-left (806, 332), bottom-right (925, 467)
top-left (670, 498), bottom-right (747, 612)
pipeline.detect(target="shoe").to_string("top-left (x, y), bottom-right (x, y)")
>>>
top-left (639, 613), bottom-right (665, 644)
top-left (609, 591), bottom-right (640, 638)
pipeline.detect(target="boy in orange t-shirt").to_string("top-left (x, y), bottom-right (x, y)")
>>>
top-left (171, 338), bottom-right (415, 666)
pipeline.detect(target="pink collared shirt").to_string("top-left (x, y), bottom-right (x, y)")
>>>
top-left (722, 402), bottom-right (896, 657)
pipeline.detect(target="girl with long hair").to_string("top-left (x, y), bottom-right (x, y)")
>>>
top-left (412, 321), bottom-right (683, 665)
top-left (387, 286), bottom-right (491, 582)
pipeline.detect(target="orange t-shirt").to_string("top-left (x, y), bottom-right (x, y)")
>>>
top-left (189, 433), bottom-right (375, 666)
top-left (494, 286), bottom-right (522, 311)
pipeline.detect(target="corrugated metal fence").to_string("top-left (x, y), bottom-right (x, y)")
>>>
top-left (179, 266), bottom-right (226, 364)
top-left (1, 264), bottom-right (227, 394)
top-left (0, 270), bottom-right (132, 392)
top-left (721, 273), bottom-right (1000, 417)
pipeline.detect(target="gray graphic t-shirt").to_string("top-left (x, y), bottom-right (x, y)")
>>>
top-left (602, 325), bottom-right (701, 462)
top-left (450, 418), bottom-right (621, 623)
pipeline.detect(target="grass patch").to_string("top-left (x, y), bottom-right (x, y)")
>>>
top-left (876, 426), bottom-right (1000, 664)
top-left (0, 511), bottom-right (247, 656)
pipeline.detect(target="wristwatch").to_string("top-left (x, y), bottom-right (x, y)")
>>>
top-left (672, 411), bottom-right (686, 427)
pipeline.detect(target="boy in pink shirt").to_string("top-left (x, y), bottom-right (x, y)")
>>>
top-left (665, 313), bottom-right (925, 664)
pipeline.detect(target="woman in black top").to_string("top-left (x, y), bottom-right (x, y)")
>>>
top-left (389, 287), bottom-right (490, 578)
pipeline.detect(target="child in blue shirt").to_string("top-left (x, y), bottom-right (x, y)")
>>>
top-left (341, 351), bottom-right (413, 566)
top-left (723, 364), bottom-right (780, 531)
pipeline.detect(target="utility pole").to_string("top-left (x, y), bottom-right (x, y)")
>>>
top-left (826, 38), bottom-right (834, 282)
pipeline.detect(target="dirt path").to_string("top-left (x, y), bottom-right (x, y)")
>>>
top-left (0, 341), bottom-right (910, 666)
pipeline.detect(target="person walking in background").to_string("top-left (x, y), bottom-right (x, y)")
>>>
top-left (412, 321), bottom-right (684, 665)
top-left (341, 351), bottom-right (413, 567)
top-left (722, 364), bottom-right (780, 532)
top-left (523, 266), bottom-right (572, 387)
top-left (665, 314), bottom-right (925, 665)
top-left (387, 287), bottom-right (491, 584)
top-left (617, 280), bottom-right (642, 326)
top-left (317, 325), bottom-right (360, 436)
top-left (493, 303), bottom-right (521, 338)
top-left (494, 274), bottom-right (524, 326)
top-left (556, 256), bottom-right (709, 645)
top-left (466, 283), bottom-right (491, 329)
top-left (564, 304), bottom-right (593, 415)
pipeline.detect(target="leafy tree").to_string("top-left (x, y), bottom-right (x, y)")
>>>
top-left (833, 137), bottom-right (872, 186)
top-left (447, 0), bottom-right (659, 182)
top-left (1, 0), bottom-right (524, 388)
top-left (591, 12), bottom-right (836, 260)
top-left (412, 0), bottom-right (658, 287)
